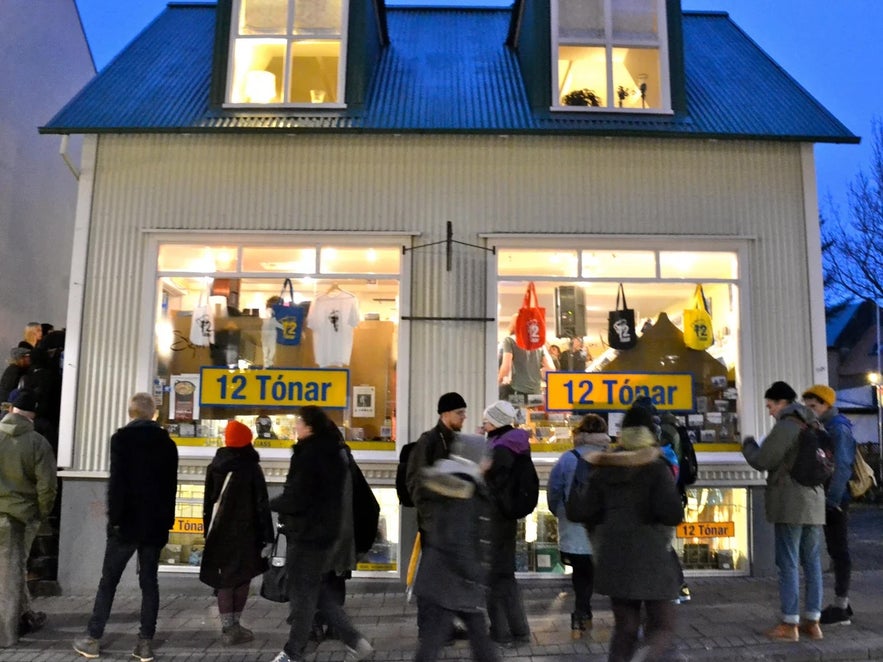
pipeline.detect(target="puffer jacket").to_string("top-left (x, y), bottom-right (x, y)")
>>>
top-left (413, 457), bottom-right (492, 612)
top-left (742, 402), bottom-right (826, 525)
top-left (0, 413), bottom-right (56, 524)
top-left (583, 440), bottom-right (684, 601)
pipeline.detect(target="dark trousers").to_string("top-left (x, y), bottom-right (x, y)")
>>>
top-left (414, 600), bottom-right (499, 662)
top-left (566, 553), bottom-right (594, 618)
top-left (487, 573), bottom-right (530, 642)
top-left (824, 504), bottom-right (852, 598)
top-left (87, 535), bottom-right (162, 640)
top-left (609, 598), bottom-right (676, 662)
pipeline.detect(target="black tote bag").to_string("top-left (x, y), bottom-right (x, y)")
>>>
top-left (607, 283), bottom-right (638, 350)
top-left (260, 528), bottom-right (289, 603)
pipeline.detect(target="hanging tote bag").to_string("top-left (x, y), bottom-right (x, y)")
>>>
top-left (515, 281), bottom-right (546, 350)
top-left (607, 283), bottom-right (637, 350)
top-left (206, 473), bottom-right (232, 537)
top-left (849, 449), bottom-right (877, 499)
top-left (189, 288), bottom-right (215, 347)
top-left (683, 284), bottom-right (713, 350)
top-left (272, 278), bottom-right (306, 346)
top-left (260, 527), bottom-right (289, 603)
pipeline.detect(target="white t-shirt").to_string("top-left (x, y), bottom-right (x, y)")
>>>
top-left (306, 291), bottom-right (360, 367)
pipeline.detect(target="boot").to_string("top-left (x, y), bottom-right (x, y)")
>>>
top-left (570, 612), bottom-right (588, 639)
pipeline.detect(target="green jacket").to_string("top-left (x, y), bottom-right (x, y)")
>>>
top-left (742, 402), bottom-right (825, 525)
top-left (0, 412), bottom-right (57, 524)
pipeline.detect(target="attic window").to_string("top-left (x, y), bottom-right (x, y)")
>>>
top-left (553, 0), bottom-right (669, 112)
top-left (227, 0), bottom-right (348, 106)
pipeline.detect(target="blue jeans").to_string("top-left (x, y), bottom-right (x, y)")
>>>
top-left (774, 523), bottom-right (822, 623)
top-left (87, 535), bottom-right (162, 639)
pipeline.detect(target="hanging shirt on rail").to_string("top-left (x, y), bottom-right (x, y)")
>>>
top-left (306, 290), bottom-right (360, 367)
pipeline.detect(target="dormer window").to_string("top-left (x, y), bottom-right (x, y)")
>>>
top-left (553, 0), bottom-right (669, 111)
top-left (227, 0), bottom-right (348, 106)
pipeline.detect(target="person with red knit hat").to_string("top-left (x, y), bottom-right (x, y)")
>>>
top-left (199, 420), bottom-right (274, 646)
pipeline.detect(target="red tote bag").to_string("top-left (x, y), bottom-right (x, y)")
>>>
top-left (515, 282), bottom-right (546, 350)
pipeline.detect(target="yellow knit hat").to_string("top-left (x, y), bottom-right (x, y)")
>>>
top-left (802, 384), bottom-right (836, 407)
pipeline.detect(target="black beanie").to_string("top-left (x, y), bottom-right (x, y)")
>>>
top-left (763, 381), bottom-right (797, 402)
top-left (437, 392), bottom-right (467, 414)
top-left (621, 405), bottom-right (654, 431)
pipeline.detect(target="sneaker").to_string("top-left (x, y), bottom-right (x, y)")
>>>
top-left (345, 637), bottom-right (374, 661)
top-left (73, 636), bottom-right (101, 659)
top-left (765, 622), bottom-right (799, 642)
top-left (820, 604), bottom-right (853, 625)
top-left (271, 652), bottom-right (294, 662)
top-left (799, 620), bottom-right (823, 640)
top-left (222, 623), bottom-right (255, 645)
top-left (678, 584), bottom-right (691, 602)
top-left (132, 637), bottom-right (155, 662)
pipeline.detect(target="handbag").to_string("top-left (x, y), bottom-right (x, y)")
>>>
top-left (273, 278), bottom-right (306, 346)
top-left (607, 283), bottom-right (637, 350)
top-left (683, 284), bottom-right (713, 350)
top-left (514, 281), bottom-right (546, 351)
top-left (849, 449), bottom-right (877, 499)
top-left (189, 288), bottom-right (215, 347)
top-left (260, 527), bottom-right (289, 603)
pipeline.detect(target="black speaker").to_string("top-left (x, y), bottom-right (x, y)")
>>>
top-left (555, 286), bottom-right (586, 338)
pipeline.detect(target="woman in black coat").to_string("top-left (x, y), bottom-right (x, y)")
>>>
top-left (200, 420), bottom-right (274, 646)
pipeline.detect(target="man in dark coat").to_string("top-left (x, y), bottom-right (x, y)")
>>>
top-left (73, 393), bottom-right (178, 662)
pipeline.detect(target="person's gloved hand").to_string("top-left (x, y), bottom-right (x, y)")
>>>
top-left (741, 435), bottom-right (756, 447)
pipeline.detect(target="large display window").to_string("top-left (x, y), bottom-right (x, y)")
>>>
top-left (151, 240), bottom-right (401, 455)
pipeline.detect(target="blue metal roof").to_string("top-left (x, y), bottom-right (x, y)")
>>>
top-left (41, 4), bottom-right (857, 143)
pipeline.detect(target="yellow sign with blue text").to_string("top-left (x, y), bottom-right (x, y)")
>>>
top-left (200, 367), bottom-right (349, 409)
top-left (546, 372), bottom-right (693, 411)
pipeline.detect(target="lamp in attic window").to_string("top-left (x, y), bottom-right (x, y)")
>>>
top-left (245, 70), bottom-right (276, 103)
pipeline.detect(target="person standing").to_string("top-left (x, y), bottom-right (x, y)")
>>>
top-left (482, 400), bottom-right (533, 646)
top-left (497, 317), bottom-right (554, 404)
top-left (0, 348), bottom-right (31, 404)
top-left (742, 381), bottom-right (826, 642)
top-left (73, 393), bottom-right (179, 661)
top-left (582, 405), bottom-right (684, 662)
top-left (269, 406), bottom-right (372, 662)
top-left (0, 391), bottom-right (57, 648)
top-left (199, 420), bottom-right (274, 645)
top-left (17, 323), bottom-right (42, 351)
top-left (547, 413), bottom-right (609, 638)
top-left (558, 337), bottom-right (588, 373)
top-left (412, 453), bottom-right (500, 662)
top-left (801, 384), bottom-right (857, 626)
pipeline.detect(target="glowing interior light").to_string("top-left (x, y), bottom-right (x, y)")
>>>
top-left (245, 70), bottom-right (276, 103)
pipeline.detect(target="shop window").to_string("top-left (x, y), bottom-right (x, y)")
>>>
top-left (228, 0), bottom-right (346, 106)
top-left (674, 487), bottom-right (749, 572)
top-left (580, 250), bottom-right (656, 278)
top-left (154, 241), bottom-right (399, 454)
top-left (554, 0), bottom-right (668, 111)
top-left (498, 249), bottom-right (578, 278)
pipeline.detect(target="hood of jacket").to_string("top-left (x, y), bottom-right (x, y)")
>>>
top-left (421, 456), bottom-right (481, 500)
top-left (0, 412), bottom-right (34, 437)
top-left (487, 426), bottom-right (531, 455)
top-left (573, 431), bottom-right (610, 452)
top-left (776, 401), bottom-right (816, 424)
top-left (618, 425), bottom-right (658, 451)
top-left (209, 444), bottom-right (260, 473)
top-left (587, 446), bottom-right (661, 480)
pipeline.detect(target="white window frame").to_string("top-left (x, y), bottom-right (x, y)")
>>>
top-left (224, 0), bottom-right (350, 109)
top-left (551, 0), bottom-right (672, 113)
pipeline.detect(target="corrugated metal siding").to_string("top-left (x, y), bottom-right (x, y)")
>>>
top-left (74, 133), bottom-right (815, 469)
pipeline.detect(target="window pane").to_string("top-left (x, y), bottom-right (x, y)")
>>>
top-left (498, 249), bottom-right (578, 277)
top-left (320, 247), bottom-right (400, 275)
top-left (558, 46), bottom-right (606, 106)
top-left (558, 0), bottom-right (604, 41)
top-left (239, 0), bottom-right (287, 35)
top-left (230, 39), bottom-right (285, 103)
top-left (612, 0), bottom-right (658, 43)
top-left (158, 245), bottom-right (239, 272)
top-left (659, 252), bottom-right (739, 279)
top-left (581, 250), bottom-right (655, 278)
top-left (611, 47), bottom-right (660, 109)
top-left (293, 0), bottom-right (342, 35)
top-left (289, 40), bottom-right (340, 103)
top-left (241, 246), bottom-right (317, 273)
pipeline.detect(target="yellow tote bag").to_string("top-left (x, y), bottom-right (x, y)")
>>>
top-left (683, 284), bottom-right (713, 350)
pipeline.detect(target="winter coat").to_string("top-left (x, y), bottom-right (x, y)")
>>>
top-left (547, 432), bottom-right (609, 555)
top-left (413, 457), bottom-right (492, 612)
top-left (583, 434), bottom-right (684, 601)
top-left (741, 402), bottom-right (826, 525)
top-left (485, 425), bottom-right (532, 575)
top-left (107, 419), bottom-right (179, 546)
top-left (270, 429), bottom-right (347, 550)
top-left (324, 446), bottom-right (357, 575)
top-left (405, 421), bottom-right (456, 538)
top-left (199, 444), bottom-right (274, 589)
top-left (818, 406), bottom-right (856, 509)
top-left (0, 413), bottom-right (57, 524)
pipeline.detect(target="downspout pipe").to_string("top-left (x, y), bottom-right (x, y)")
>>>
top-left (60, 135), bottom-right (80, 180)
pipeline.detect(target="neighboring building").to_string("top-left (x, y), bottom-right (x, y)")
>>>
top-left (0, 0), bottom-right (95, 348)
top-left (41, 0), bottom-right (857, 590)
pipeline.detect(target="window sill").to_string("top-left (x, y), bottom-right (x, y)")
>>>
top-left (222, 102), bottom-right (348, 111)
top-left (549, 106), bottom-right (674, 116)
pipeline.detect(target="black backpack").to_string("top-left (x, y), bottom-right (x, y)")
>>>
top-left (498, 452), bottom-right (540, 520)
top-left (676, 426), bottom-right (698, 487)
top-left (350, 454), bottom-right (380, 555)
top-left (395, 442), bottom-right (416, 507)
top-left (788, 418), bottom-right (835, 488)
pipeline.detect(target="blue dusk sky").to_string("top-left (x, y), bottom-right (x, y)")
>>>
top-left (74, 0), bottom-right (883, 216)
